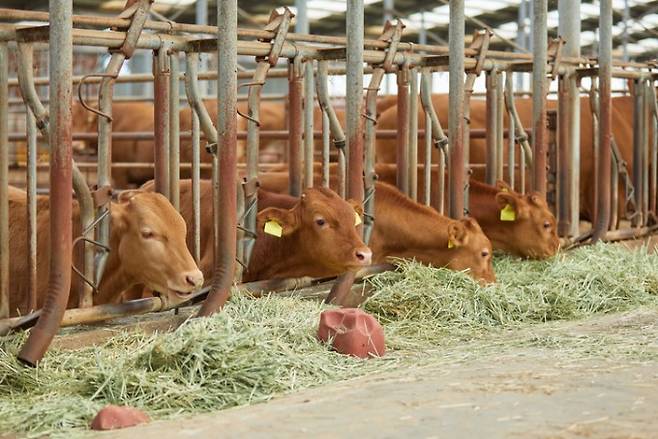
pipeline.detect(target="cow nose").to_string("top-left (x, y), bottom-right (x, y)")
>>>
top-left (184, 270), bottom-right (204, 290)
top-left (355, 247), bottom-right (372, 265)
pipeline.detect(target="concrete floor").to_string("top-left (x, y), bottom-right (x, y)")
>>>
top-left (99, 308), bottom-right (658, 439)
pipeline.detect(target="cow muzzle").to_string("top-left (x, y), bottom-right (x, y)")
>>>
top-left (354, 247), bottom-right (373, 266)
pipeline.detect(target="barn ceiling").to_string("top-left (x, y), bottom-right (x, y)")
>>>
top-left (2, 0), bottom-right (657, 61)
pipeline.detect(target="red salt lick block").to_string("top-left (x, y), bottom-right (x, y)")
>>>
top-left (90, 404), bottom-right (150, 431)
top-left (317, 308), bottom-right (386, 358)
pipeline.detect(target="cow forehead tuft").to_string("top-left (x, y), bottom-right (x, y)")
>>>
top-left (129, 193), bottom-right (185, 228)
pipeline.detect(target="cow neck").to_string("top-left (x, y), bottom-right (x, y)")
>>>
top-left (94, 202), bottom-right (134, 305)
top-left (372, 184), bottom-right (454, 265)
top-left (467, 182), bottom-right (514, 252)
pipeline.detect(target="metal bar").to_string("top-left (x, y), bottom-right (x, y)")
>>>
top-left (508, 95), bottom-right (516, 189)
top-left (198, 0), bottom-right (238, 316)
top-left (532, 0), bottom-right (548, 197)
top-left (153, 47), bottom-right (170, 198)
top-left (632, 79), bottom-right (644, 226)
top-left (557, 76), bottom-right (571, 236)
top-left (196, 0), bottom-right (209, 97)
top-left (18, 0), bottom-right (73, 366)
top-left (315, 61), bottom-right (346, 198)
top-left (396, 65), bottom-right (409, 194)
top-left (559, 0), bottom-right (581, 237)
top-left (191, 111), bottom-right (201, 264)
top-left (304, 60), bottom-right (315, 189)
top-left (322, 111), bottom-right (330, 187)
top-left (408, 67), bottom-right (419, 201)
top-left (651, 84), bottom-right (658, 218)
top-left (485, 70), bottom-right (497, 186)
top-left (592, 0), bottom-right (613, 243)
top-left (26, 107), bottom-right (37, 312)
top-left (288, 57), bottom-right (303, 197)
top-left (346, 0), bottom-right (365, 206)
top-left (448, 0), bottom-right (465, 219)
top-left (424, 110), bottom-right (432, 206)
top-left (0, 42), bottom-right (7, 319)
top-left (169, 51), bottom-right (181, 210)
top-left (642, 80), bottom-right (650, 224)
top-left (496, 71), bottom-right (505, 181)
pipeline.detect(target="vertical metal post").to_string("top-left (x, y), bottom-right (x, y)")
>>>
top-left (322, 111), bottom-right (330, 187)
top-left (191, 111), bottom-right (201, 264)
top-left (198, 0), bottom-right (238, 316)
top-left (153, 47), bottom-right (170, 198)
top-left (396, 65), bottom-right (410, 194)
top-left (408, 68), bottom-right (419, 201)
top-left (448, 0), bottom-right (465, 219)
top-left (559, 0), bottom-right (581, 237)
top-left (496, 71), bottom-right (505, 181)
top-left (383, 0), bottom-right (394, 94)
top-left (592, 0), bottom-right (612, 243)
top-left (0, 42), bottom-right (7, 318)
top-left (485, 70), bottom-right (498, 186)
top-left (642, 81), bottom-right (650, 224)
top-left (26, 108), bottom-right (38, 311)
top-left (557, 77), bottom-right (570, 234)
top-left (288, 57), bottom-right (303, 197)
top-left (19, 0), bottom-right (73, 365)
top-left (304, 60), bottom-right (315, 188)
top-left (622, 0), bottom-right (630, 63)
top-left (196, 0), bottom-right (209, 96)
top-left (169, 51), bottom-right (180, 210)
top-left (346, 0), bottom-right (364, 204)
top-left (516, 0), bottom-right (527, 91)
top-left (532, 0), bottom-right (547, 197)
top-left (505, 71), bottom-right (516, 189)
top-left (632, 79), bottom-right (645, 226)
top-left (650, 84), bottom-right (658, 218)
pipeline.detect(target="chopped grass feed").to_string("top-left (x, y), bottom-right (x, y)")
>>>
top-left (1, 243), bottom-right (657, 437)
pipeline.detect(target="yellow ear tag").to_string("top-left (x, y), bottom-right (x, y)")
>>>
top-left (448, 239), bottom-right (455, 249)
top-left (354, 211), bottom-right (362, 226)
top-left (500, 204), bottom-right (516, 222)
top-left (264, 220), bottom-right (283, 237)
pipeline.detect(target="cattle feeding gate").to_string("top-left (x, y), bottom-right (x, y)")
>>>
top-left (0, 0), bottom-right (657, 363)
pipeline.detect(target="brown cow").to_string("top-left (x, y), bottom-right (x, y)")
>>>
top-left (372, 163), bottom-right (559, 259)
top-left (257, 173), bottom-right (495, 283)
top-left (376, 94), bottom-right (640, 221)
top-left (141, 179), bottom-right (372, 283)
top-left (7, 186), bottom-right (203, 316)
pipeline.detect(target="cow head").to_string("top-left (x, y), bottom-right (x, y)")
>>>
top-left (113, 190), bottom-right (204, 307)
top-left (494, 181), bottom-right (559, 259)
top-left (256, 187), bottom-right (372, 277)
top-left (445, 217), bottom-right (496, 283)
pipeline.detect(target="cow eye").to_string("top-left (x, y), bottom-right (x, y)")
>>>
top-left (543, 221), bottom-right (551, 229)
top-left (481, 249), bottom-right (490, 258)
top-left (315, 218), bottom-right (326, 227)
top-left (141, 229), bottom-right (155, 239)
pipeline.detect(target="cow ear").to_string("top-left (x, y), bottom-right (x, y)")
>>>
top-left (257, 207), bottom-right (298, 237)
top-left (139, 180), bottom-right (156, 192)
top-left (117, 189), bottom-right (143, 203)
top-left (447, 221), bottom-right (468, 248)
top-left (495, 180), bottom-right (513, 193)
top-left (495, 192), bottom-right (529, 220)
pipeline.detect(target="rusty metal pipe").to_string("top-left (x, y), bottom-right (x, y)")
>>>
top-left (191, 111), bottom-right (201, 263)
top-left (197, 0), bottom-right (238, 316)
top-left (592, 0), bottom-right (613, 243)
top-left (496, 71), bottom-right (505, 180)
top-left (288, 57), bottom-right (303, 197)
top-left (396, 65), bottom-right (410, 195)
top-left (485, 70), bottom-right (497, 186)
top-left (0, 42), bottom-right (7, 318)
top-left (507, 76), bottom-right (516, 190)
top-left (650, 84), bottom-right (658, 218)
top-left (557, 76), bottom-right (571, 236)
top-left (304, 60), bottom-right (314, 189)
top-left (408, 68), bottom-right (419, 201)
top-left (448, 0), bottom-right (465, 219)
top-left (18, 0), bottom-right (74, 366)
top-left (169, 50), bottom-right (181, 210)
top-left (632, 79), bottom-right (644, 226)
top-left (322, 111), bottom-right (330, 187)
top-left (153, 47), bottom-right (170, 198)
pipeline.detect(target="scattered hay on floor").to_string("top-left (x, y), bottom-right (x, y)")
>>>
top-left (1, 243), bottom-right (657, 437)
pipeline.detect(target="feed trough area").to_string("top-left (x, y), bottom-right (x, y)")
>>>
top-left (0, 0), bottom-right (657, 437)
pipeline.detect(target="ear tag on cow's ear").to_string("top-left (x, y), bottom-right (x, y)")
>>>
top-left (354, 211), bottom-right (362, 226)
top-left (500, 204), bottom-right (516, 221)
top-left (448, 239), bottom-right (455, 249)
top-left (264, 220), bottom-right (283, 237)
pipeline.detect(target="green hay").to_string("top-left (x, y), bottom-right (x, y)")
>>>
top-left (1, 243), bottom-right (658, 437)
